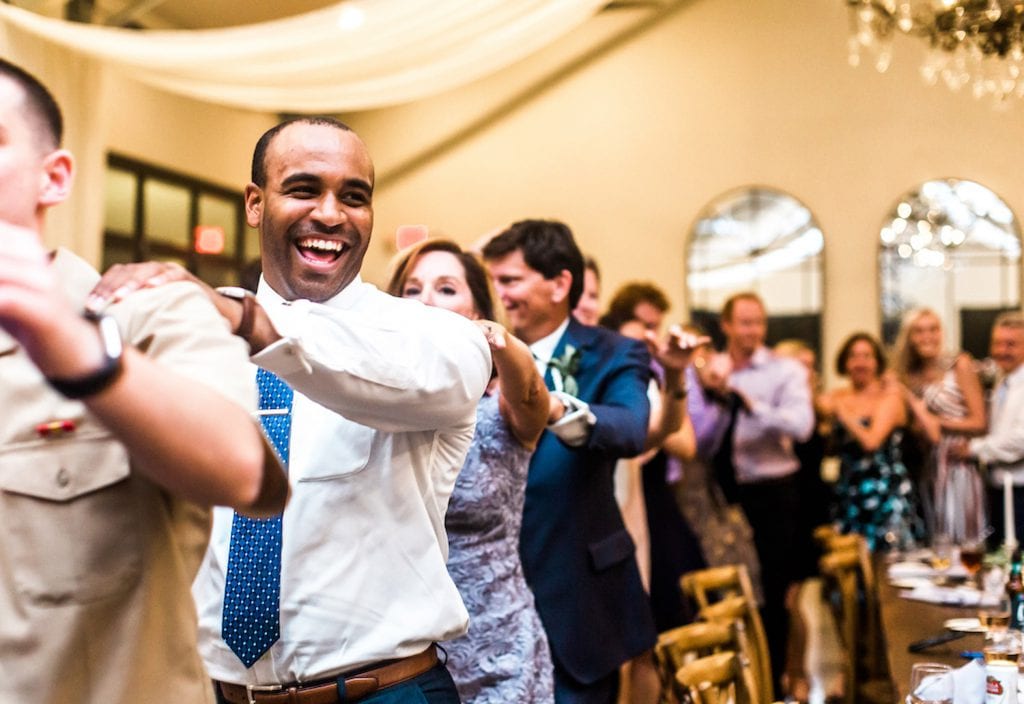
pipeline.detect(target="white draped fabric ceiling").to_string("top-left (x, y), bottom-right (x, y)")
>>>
top-left (0, 0), bottom-right (608, 112)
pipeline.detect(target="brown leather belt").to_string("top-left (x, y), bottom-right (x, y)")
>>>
top-left (216, 645), bottom-right (439, 704)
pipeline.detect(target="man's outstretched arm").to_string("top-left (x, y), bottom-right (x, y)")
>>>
top-left (0, 223), bottom-right (288, 516)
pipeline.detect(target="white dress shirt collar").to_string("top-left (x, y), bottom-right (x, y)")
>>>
top-left (529, 317), bottom-right (571, 367)
top-left (257, 274), bottom-right (365, 310)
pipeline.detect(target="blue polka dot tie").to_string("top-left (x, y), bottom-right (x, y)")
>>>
top-left (222, 368), bottom-right (292, 668)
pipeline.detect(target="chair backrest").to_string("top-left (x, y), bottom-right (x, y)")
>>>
top-left (681, 565), bottom-right (772, 704)
top-left (819, 547), bottom-right (860, 704)
top-left (675, 651), bottom-right (760, 704)
top-left (654, 620), bottom-right (743, 704)
top-left (819, 532), bottom-right (885, 678)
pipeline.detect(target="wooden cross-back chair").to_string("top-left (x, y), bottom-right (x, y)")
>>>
top-left (680, 565), bottom-right (772, 704)
top-left (817, 531), bottom-right (892, 704)
top-left (675, 651), bottom-right (760, 704)
top-left (654, 620), bottom-right (750, 704)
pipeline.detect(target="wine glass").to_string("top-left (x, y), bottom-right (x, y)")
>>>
top-left (908, 662), bottom-right (953, 704)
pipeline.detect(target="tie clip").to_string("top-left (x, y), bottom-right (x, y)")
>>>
top-left (257, 409), bottom-right (289, 416)
top-left (35, 419), bottom-right (76, 437)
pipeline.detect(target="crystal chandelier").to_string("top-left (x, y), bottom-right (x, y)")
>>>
top-left (846, 1), bottom-right (1024, 103)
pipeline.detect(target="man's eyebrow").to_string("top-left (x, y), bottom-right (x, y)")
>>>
top-left (280, 172), bottom-right (321, 188)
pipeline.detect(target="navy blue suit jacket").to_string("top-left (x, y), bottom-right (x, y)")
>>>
top-left (520, 318), bottom-right (657, 684)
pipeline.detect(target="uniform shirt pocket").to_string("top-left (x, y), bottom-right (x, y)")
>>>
top-left (0, 434), bottom-right (143, 605)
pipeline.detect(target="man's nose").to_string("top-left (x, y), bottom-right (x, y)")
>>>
top-left (312, 193), bottom-right (346, 226)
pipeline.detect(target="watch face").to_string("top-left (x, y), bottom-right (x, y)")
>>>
top-left (216, 286), bottom-right (250, 301)
top-left (96, 314), bottom-right (124, 360)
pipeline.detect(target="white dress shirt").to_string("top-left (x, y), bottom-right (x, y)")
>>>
top-left (528, 318), bottom-right (593, 446)
top-left (971, 363), bottom-right (1024, 485)
top-left (194, 276), bottom-right (491, 685)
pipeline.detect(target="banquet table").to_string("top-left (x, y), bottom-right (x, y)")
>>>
top-left (876, 559), bottom-right (986, 700)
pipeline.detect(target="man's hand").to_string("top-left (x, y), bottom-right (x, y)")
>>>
top-left (86, 261), bottom-right (202, 314)
top-left (644, 325), bottom-right (710, 371)
top-left (87, 261), bottom-right (276, 351)
top-left (0, 221), bottom-right (106, 379)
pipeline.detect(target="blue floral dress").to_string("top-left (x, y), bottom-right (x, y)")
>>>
top-left (443, 392), bottom-right (555, 703)
top-left (832, 419), bottom-right (924, 551)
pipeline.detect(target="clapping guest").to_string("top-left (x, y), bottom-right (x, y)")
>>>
top-left (773, 339), bottom-right (831, 702)
top-left (692, 292), bottom-right (814, 698)
top-left (388, 239), bottom-right (556, 704)
top-left (892, 308), bottom-right (987, 543)
top-left (822, 332), bottom-right (923, 551)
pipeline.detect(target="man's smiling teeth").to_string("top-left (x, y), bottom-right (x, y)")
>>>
top-left (298, 238), bottom-right (345, 253)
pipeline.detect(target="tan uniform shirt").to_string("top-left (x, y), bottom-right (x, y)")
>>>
top-left (0, 249), bottom-right (257, 704)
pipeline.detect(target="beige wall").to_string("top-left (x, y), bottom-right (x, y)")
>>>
top-left (341, 0), bottom-right (1024, 374)
top-left (105, 77), bottom-right (275, 192)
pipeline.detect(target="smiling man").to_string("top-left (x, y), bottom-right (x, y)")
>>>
top-left (91, 117), bottom-right (491, 704)
top-left (483, 220), bottom-right (656, 704)
top-left (964, 312), bottom-right (1024, 548)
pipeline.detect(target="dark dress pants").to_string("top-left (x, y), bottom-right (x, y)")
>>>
top-left (553, 660), bottom-right (619, 704)
top-left (737, 473), bottom-right (800, 699)
top-left (987, 483), bottom-right (1024, 551)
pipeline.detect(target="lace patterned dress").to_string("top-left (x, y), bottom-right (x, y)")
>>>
top-left (443, 392), bottom-right (555, 703)
top-left (920, 364), bottom-right (986, 543)
top-left (832, 420), bottom-right (924, 551)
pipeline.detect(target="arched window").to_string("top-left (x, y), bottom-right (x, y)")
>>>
top-left (687, 186), bottom-right (824, 355)
top-left (878, 178), bottom-right (1021, 359)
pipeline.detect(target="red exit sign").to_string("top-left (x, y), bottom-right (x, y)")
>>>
top-left (194, 225), bottom-right (225, 254)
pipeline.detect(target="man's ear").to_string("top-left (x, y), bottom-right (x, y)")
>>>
top-left (244, 183), bottom-right (263, 228)
top-left (549, 268), bottom-right (573, 304)
top-left (38, 149), bottom-right (73, 208)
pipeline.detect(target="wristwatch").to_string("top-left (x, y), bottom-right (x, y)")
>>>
top-left (216, 286), bottom-right (257, 338)
top-left (46, 312), bottom-right (125, 399)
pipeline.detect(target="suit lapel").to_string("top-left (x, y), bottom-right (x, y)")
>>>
top-left (550, 319), bottom-right (601, 398)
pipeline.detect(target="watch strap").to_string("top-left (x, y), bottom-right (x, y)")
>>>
top-left (216, 287), bottom-right (256, 339)
top-left (46, 314), bottom-right (125, 399)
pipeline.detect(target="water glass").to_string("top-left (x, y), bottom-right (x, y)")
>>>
top-left (908, 662), bottom-right (953, 704)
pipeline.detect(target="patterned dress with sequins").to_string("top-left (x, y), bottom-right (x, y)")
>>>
top-left (443, 392), bottom-right (555, 704)
top-left (832, 420), bottom-right (924, 551)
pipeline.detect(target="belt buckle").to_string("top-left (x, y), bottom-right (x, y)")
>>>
top-left (245, 683), bottom-right (282, 704)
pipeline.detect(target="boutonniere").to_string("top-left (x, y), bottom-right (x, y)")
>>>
top-left (548, 344), bottom-right (582, 396)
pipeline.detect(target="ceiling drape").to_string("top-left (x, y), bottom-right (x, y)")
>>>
top-left (0, 0), bottom-right (608, 112)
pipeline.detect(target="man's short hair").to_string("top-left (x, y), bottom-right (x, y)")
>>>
top-left (599, 282), bottom-right (669, 331)
top-left (721, 291), bottom-right (765, 322)
top-left (0, 59), bottom-right (63, 150)
top-left (994, 311), bottom-right (1024, 331)
top-left (482, 219), bottom-right (585, 310)
top-left (251, 116), bottom-right (353, 187)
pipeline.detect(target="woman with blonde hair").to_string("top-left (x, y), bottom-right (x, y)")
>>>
top-left (892, 308), bottom-right (987, 544)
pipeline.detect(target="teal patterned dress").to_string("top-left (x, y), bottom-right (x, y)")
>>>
top-left (832, 419), bottom-right (924, 551)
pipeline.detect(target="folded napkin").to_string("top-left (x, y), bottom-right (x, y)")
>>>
top-left (902, 582), bottom-right (998, 607)
top-left (914, 659), bottom-right (984, 704)
top-left (890, 561), bottom-right (937, 579)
